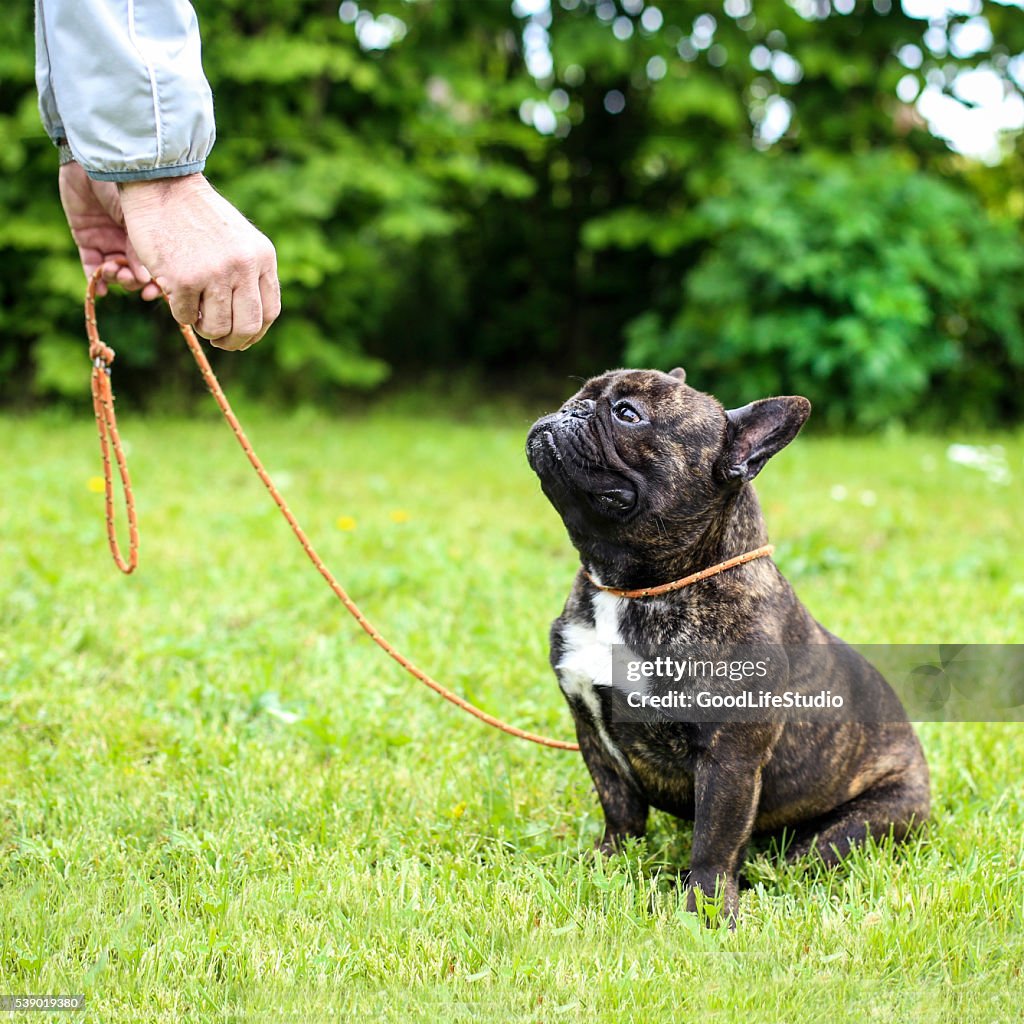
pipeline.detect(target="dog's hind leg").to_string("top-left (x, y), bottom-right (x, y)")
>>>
top-left (571, 711), bottom-right (649, 855)
top-left (783, 774), bottom-right (930, 867)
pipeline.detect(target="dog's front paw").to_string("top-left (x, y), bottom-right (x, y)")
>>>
top-left (594, 831), bottom-right (624, 857)
top-left (684, 868), bottom-right (740, 928)
top-left (594, 828), bottom-right (644, 857)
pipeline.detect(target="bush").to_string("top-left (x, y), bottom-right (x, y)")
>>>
top-left (618, 153), bottom-right (1024, 427)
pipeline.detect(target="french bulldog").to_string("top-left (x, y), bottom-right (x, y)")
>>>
top-left (526, 368), bottom-right (929, 923)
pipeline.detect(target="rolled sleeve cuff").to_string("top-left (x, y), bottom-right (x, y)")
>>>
top-left (85, 158), bottom-right (207, 182)
top-left (41, 0), bottom-right (215, 186)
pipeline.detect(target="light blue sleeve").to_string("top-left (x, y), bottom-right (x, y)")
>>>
top-left (34, 0), bottom-right (216, 182)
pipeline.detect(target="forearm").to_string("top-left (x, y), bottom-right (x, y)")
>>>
top-left (34, 0), bottom-right (215, 182)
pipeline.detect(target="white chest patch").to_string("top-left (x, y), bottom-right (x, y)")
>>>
top-left (556, 592), bottom-right (635, 777)
top-left (557, 593), bottom-right (624, 691)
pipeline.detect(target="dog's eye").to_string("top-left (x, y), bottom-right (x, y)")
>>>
top-left (613, 401), bottom-right (643, 425)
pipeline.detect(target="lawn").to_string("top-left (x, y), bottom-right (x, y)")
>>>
top-left (1, 404), bottom-right (1023, 1022)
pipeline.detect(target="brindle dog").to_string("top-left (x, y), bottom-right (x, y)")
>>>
top-left (526, 368), bottom-right (929, 922)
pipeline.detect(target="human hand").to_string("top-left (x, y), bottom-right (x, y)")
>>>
top-left (117, 173), bottom-right (281, 351)
top-left (58, 161), bottom-right (161, 301)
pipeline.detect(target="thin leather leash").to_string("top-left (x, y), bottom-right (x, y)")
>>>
top-left (84, 265), bottom-right (772, 752)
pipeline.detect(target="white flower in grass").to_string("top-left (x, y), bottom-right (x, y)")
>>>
top-left (946, 444), bottom-right (1011, 485)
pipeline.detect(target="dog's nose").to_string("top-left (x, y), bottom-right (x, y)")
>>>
top-left (565, 399), bottom-right (596, 419)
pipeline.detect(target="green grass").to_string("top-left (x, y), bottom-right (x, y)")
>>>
top-left (2, 407), bottom-right (1023, 1022)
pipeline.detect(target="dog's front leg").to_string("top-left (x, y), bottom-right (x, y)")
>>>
top-left (571, 709), bottom-right (648, 855)
top-left (686, 753), bottom-right (763, 925)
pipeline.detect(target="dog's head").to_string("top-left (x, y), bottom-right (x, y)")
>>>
top-left (526, 368), bottom-right (810, 567)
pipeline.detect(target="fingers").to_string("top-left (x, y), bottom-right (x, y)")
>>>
top-left (228, 279), bottom-right (264, 352)
top-left (163, 280), bottom-right (199, 334)
top-left (256, 271), bottom-right (282, 344)
top-left (168, 271), bottom-right (279, 351)
top-left (96, 258), bottom-right (134, 297)
top-left (114, 263), bottom-right (147, 292)
top-left (95, 254), bottom-right (155, 297)
top-left (118, 176), bottom-right (281, 352)
top-left (195, 261), bottom-right (281, 352)
top-left (192, 283), bottom-right (234, 344)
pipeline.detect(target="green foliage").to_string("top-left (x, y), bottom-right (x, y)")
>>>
top-left (2, 0), bottom-right (1024, 424)
top-left (619, 152), bottom-right (1024, 426)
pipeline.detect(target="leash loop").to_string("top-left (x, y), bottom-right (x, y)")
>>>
top-left (86, 270), bottom-right (138, 574)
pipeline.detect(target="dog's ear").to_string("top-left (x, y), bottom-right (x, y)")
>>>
top-left (668, 367), bottom-right (686, 383)
top-left (719, 396), bottom-right (811, 483)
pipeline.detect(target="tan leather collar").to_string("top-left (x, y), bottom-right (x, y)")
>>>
top-left (583, 544), bottom-right (774, 599)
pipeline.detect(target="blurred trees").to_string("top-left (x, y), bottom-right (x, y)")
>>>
top-left (2, 0), bottom-right (1023, 424)
top-left (621, 152), bottom-right (1024, 425)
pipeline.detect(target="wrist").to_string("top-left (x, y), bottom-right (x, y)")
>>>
top-left (118, 173), bottom-right (210, 211)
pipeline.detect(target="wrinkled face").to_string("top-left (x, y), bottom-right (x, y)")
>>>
top-left (526, 369), bottom-right (728, 556)
top-left (526, 368), bottom-right (811, 563)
